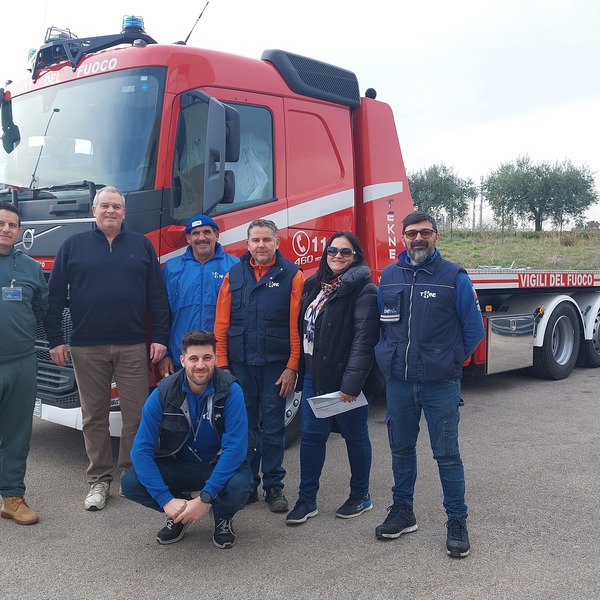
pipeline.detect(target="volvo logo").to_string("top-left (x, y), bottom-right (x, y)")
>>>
top-left (22, 228), bottom-right (35, 251)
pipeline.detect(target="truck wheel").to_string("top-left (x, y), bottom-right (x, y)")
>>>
top-left (530, 302), bottom-right (581, 380)
top-left (581, 306), bottom-right (600, 368)
top-left (284, 391), bottom-right (302, 448)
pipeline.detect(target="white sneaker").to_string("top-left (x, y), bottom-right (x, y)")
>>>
top-left (85, 481), bottom-right (110, 511)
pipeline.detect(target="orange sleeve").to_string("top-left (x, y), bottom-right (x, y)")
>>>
top-left (214, 273), bottom-right (232, 367)
top-left (286, 270), bottom-right (305, 371)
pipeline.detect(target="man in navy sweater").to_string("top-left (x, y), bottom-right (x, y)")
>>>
top-left (121, 330), bottom-right (251, 548)
top-left (45, 186), bottom-right (169, 512)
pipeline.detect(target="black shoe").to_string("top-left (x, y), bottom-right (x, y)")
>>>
top-left (156, 518), bottom-right (190, 545)
top-left (246, 488), bottom-right (259, 505)
top-left (375, 503), bottom-right (418, 540)
top-left (264, 487), bottom-right (289, 513)
top-left (335, 494), bottom-right (373, 519)
top-left (286, 498), bottom-right (318, 525)
top-left (446, 518), bottom-right (470, 558)
top-left (213, 517), bottom-right (236, 549)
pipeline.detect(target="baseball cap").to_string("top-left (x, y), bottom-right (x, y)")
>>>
top-left (184, 215), bottom-right (219, 233)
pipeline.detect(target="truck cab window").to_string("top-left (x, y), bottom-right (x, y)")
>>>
top-left (221, 104), bottom-right (274, 212)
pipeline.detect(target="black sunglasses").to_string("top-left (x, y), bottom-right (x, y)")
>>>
top-left (403, 228), bottom-right (436, 240)
top-left (326, 246), bottom-right (356, 258)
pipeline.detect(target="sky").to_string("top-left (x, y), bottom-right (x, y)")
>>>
top-left (1, 0), bottom-right (599, 223)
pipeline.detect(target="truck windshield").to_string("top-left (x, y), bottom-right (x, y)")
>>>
top-left (0, 67), bottom-right (165, 195)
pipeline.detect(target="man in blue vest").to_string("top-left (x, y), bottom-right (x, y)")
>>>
top-left (158, 214), bottom-right (239, 376)
top-left (374, 211), bottom-right (485, 558)
top-left (121, 330), bottom-right (252, 548)
top-left (214, 219), bottom-right (304, 513)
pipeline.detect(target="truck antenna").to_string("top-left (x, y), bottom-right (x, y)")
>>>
top-left (184, 2), bottom-right (210, 45)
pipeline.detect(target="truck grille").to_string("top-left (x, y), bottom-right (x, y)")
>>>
top-left (35, 309), bottom-right (80, 408)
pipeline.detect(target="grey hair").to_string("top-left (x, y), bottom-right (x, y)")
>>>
top-left (93, 186), bottom-right (125, 207)
top-left (247, 218), bottom-right (279, 239)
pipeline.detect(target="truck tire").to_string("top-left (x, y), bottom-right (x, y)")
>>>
top-left (284, 391), bottom-right (302, 448)
top-left (530, 302), bottom-right (581, 380)
top-left (581, 306), bottom-right (600, 368)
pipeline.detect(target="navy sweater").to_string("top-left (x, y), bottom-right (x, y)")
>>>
top-left (45, 225), bottom-right (169, 348)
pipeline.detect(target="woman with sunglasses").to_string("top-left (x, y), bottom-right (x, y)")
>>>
top-left (286, 231), bottom-right (379, 525)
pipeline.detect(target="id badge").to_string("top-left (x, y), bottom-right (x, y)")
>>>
top-left (3, 286), bottom-right (23, 301)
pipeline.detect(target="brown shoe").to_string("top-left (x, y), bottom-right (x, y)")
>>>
top-left (1, 496), bottom-right (40, 525)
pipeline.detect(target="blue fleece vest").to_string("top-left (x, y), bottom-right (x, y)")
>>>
top-left (227, 250), bottom-right (299, 365)
top-left (375, 253), bottom-right (465, 383)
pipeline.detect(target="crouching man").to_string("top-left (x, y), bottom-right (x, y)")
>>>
top-left (122, 330), bottom-right (252, 548)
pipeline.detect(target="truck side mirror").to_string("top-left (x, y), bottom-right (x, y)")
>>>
top-left (224, 104), bottom-right (240, 162)
top-left (1, 91), bottom-right (21, 154)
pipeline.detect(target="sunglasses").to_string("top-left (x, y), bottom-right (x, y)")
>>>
top-left (403, 228), bottom-right (436, 240)
top-left (326, 246), bottom-right (356, 258)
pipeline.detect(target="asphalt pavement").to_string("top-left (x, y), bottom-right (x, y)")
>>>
top-left (1, 367), bottom-right (599, 600)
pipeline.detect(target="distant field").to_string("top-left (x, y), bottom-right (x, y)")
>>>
top-left (436, 229), bottom-right (600, 270)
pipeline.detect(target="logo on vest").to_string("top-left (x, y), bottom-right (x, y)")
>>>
top-left (420, 290), bottom-right (437, 299)
top-left (266, 281), bottom-right (280, 288)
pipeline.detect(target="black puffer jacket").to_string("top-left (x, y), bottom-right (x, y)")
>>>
top-left (297, 265), bottom-right (379, 397)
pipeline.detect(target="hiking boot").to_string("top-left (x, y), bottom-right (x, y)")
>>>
top-left (84, 481), bottom-right (110, 511)
top-left (335, 494), bottom-right (373, 519)
top-left (1, 496), bottom-right (40, 525)
top-left (156, 517), bottom-right (190, 544)
top-left (264, 487), bottom-right (288, 512)
top-left (213, 517), bottom-right (236, 549)
top-left (246, 488), bottom-right (259, 505)
top-left (446, 517), bottom-right (470, 558)
top-left (375, 503), bottom-right (418, 539)
top-left (286, 498), bottom-right (318, 525)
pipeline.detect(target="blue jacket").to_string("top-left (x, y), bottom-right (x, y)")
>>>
top-left (227, 250), bottom-right (299, 365)
top-left (375, 249), bottom-right (484, 382)
top-left (162, 243), bottom-right (239, 366)
top-left (45, 225), bottom-right (170, 348)
top-left (0, 248), bottom-right (48, 364)
top-left (130, 367), bottom-right (248, 507)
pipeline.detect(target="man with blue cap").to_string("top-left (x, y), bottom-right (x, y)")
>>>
top-left (159, 215), bottom-right (239, 376)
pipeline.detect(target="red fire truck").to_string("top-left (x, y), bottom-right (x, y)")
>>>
top-left (1, 18), bottom-right (599, 440)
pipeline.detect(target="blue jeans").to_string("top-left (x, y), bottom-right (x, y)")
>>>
top-left (231, 361), bottom-right (287, 489)
top-left (385, 377), bottom-right (467, 519)
top-left (299, 374), bottom-right (372, 503)
top-left (122, 458), bottom-right (252, 520)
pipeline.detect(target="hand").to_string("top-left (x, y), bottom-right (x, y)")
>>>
top-left (173, 496), bottom-right (210, 524)
top-left (276, 368), bottom-right (297, 398)
top-left (149, 343), bottom-right (167, 364)
top-left (163, 497), bottom-right (188, 520)
top-left (49, 344), bottom-right (69, 367)
top-left (340, 392), bottom-right (357, 403)
top-left (158, 356), bottom-right (174, 378)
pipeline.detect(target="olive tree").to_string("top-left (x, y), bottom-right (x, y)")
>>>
top-left (485, 156), bottom-right (597, 231)
top-left (408, 164), bottom-right (476, 235)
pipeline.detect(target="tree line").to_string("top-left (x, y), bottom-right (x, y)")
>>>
top-left (408, 156), bottom-right (598, 232)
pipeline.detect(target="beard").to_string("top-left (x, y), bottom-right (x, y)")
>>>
top-left (406, 244), bottom-right (433, 264)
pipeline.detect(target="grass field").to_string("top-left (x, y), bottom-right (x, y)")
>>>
top-left (436, 229), bottom-right (600, 270)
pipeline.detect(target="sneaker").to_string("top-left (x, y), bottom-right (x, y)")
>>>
top-left (213, 517), bottom-right (236, 549)
top-left (84, 481), bottom-right (110, 511)
top-left (246, 488), bottom-right (259, 505)
top-left (264, 487), bottom-right (289, 513)
top-left (286, 499), bottom-right (318, 525)
top-left (335, 494), bottom-right (373, 519)
top-left (446, 517), bottom-right (470, 558)
top-left (156, 518), bottom-right (190, 544)
top-left (0, 496), bottom-right (40, 525)
top-left (375, 503), bottom-right (418, 539)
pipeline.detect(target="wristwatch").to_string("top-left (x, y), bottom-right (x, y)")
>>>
top-left (199, 491), bottom-right (213, 504)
